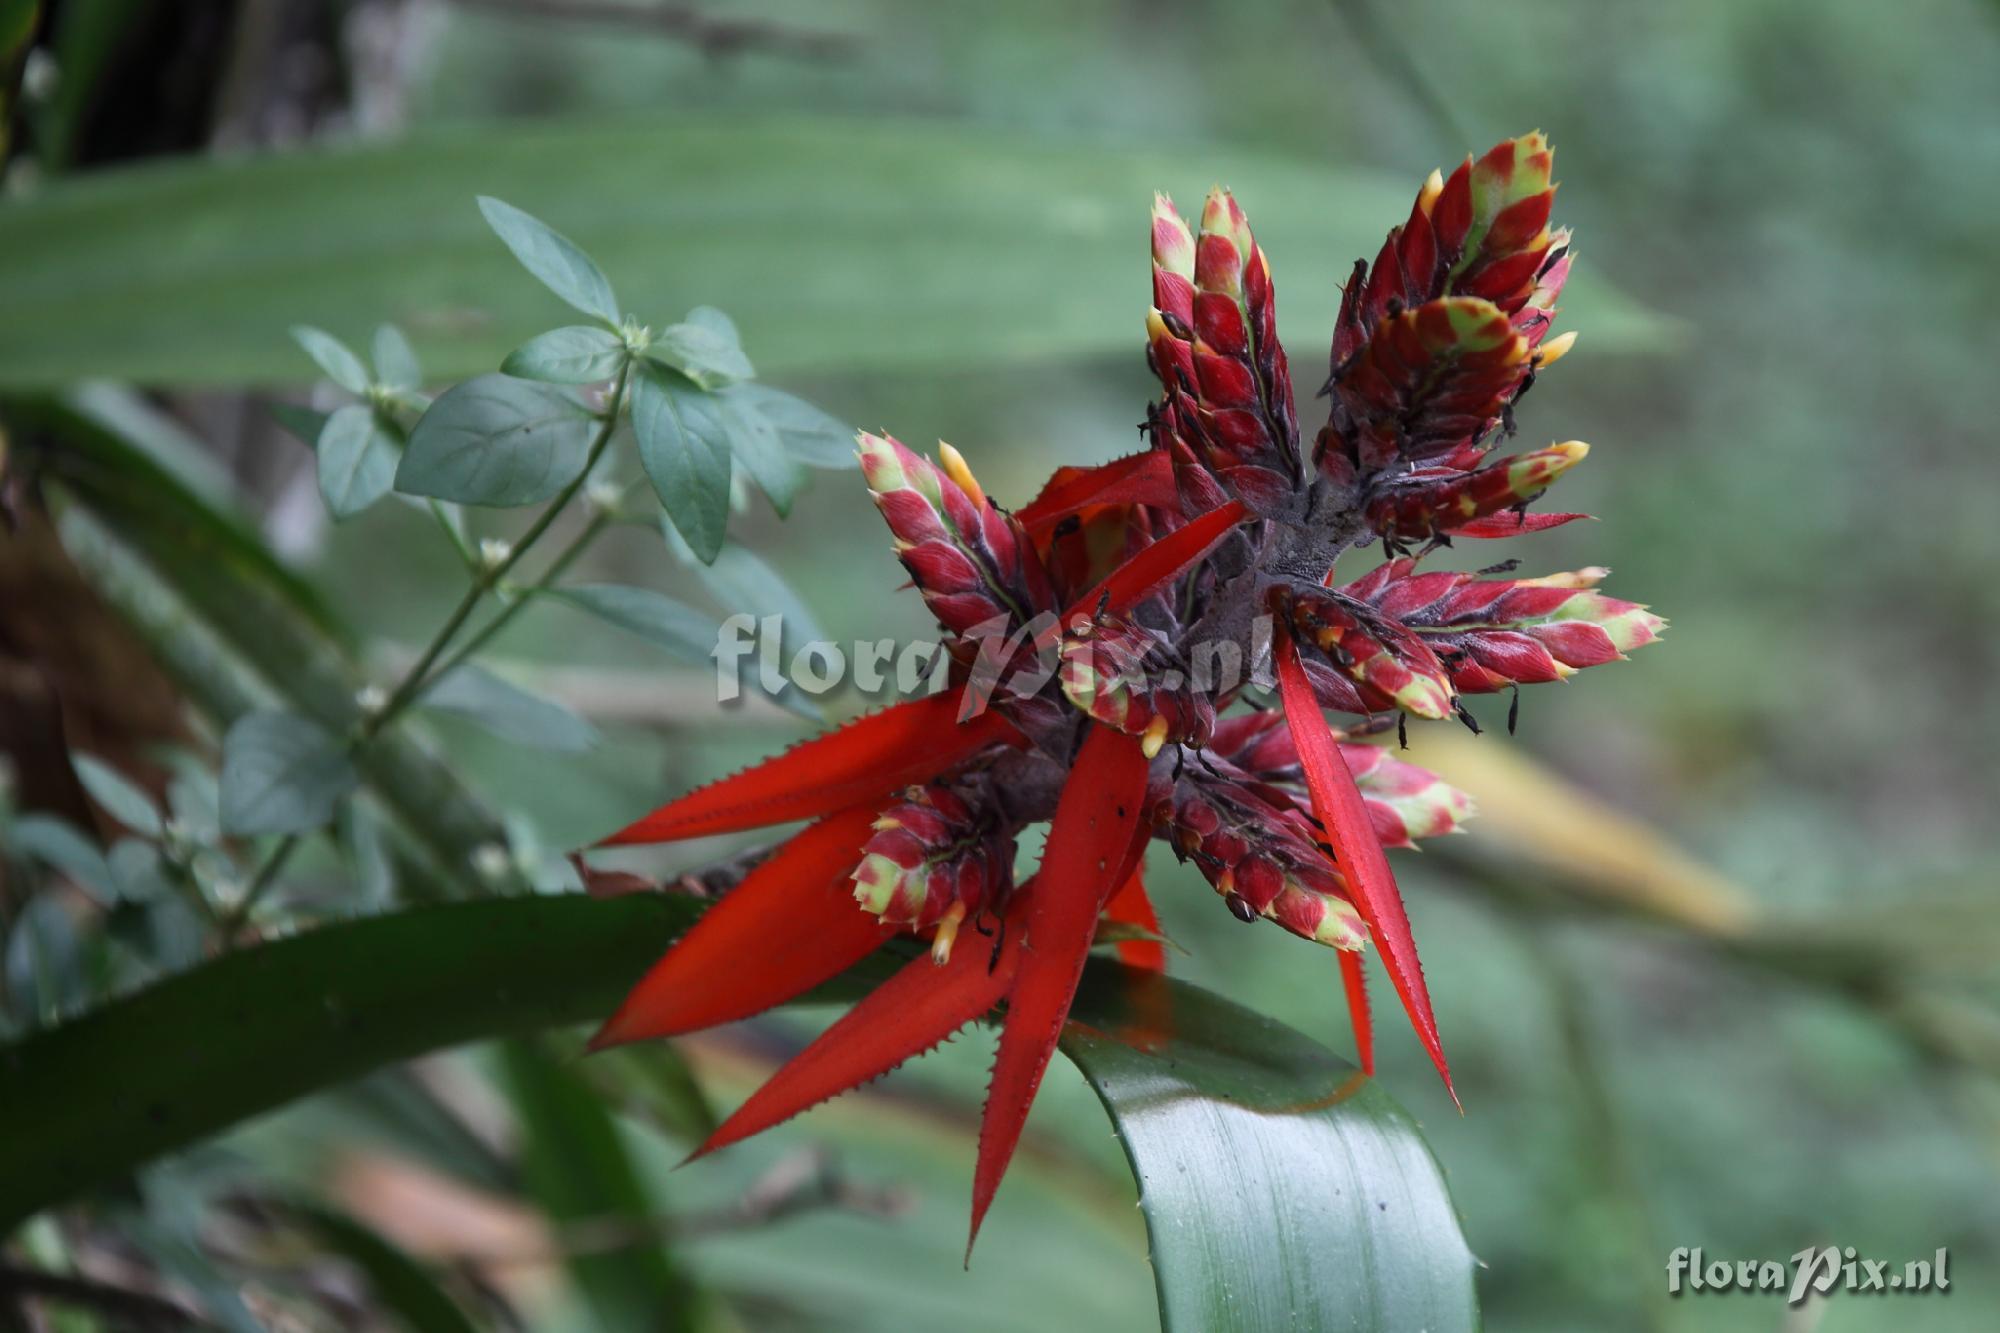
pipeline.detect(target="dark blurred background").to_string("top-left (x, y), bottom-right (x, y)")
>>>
top-left (4, 2), bottom-right (1999, 1329)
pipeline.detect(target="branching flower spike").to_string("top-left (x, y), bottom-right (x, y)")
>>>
top-left (587, 132), bottom-right (1662, 1256)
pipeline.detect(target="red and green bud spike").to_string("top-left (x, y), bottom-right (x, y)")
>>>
top-left (1145, 189), bottom-right (1299, 510)
top-left (1340, 559), bottom-right (1665, 694)
top-left (1438, 131), bottom-right (1559, 308)
top-left (1059, 613), bottom-right (1215, 757)
top-left (1205, 709), bottom-right (1474, 849)
top-left (1323, 297), bottom-right (1531, 477)
top-left (1334, 132), bottom-right (1563, 371)
top-left (851, 784), bottom-right (1015, 964)
top-left (1169, 778), bottom-right (1366, 949)
top-left (859, 432), bottom-right (1056, 643)
top-left (1341, 746), bottom-right (1477, 849)
top-left (1277, 584), bottom-right (1456, 721)
top-left (591, 133), bottom-right (1666, 1245)
top-left (1365, 440), bottom-right (1589, 542)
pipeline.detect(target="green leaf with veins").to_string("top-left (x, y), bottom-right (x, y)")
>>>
top-left (372, 323), bottom-right (424, 392)
top-left (218, 710), bottom-right (358, 836)
top-left (315, 404), bottom-right (399, 519)
top-left (290, 324), bottom-right (370, 394)
top-left (71, 754), bottom-right (162, 838)
top-left (420, 663), bottom-right (599, 753)
top-left (397, 374), bottom-right (594, 507)
top-left (477, 195), bottom-right (620, 326)
top-left (502, 325), bottom-right (626, 384)
top-left (730, 383), bottom-right (858, 470)
top-left (632, 362), bottom-right (732, 563)
top-left (543, 583), bottom-right (723, 666)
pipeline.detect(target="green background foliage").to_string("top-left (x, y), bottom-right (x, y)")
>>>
top-left (3, 1), bottom-right (1999, 1330)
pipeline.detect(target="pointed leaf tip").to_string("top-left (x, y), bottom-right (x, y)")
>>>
top-left (597, 687), bottom-right (1019, 844)
top-left (968, 725), bottom-right (1151, 1256)
top-left (591, 805), bottom-right (892, 1046)
top-left (1274, 630), bottom-right (1454, 1102)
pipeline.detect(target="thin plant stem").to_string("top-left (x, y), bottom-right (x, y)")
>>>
top-left (428, 507), bottom-right (613, 684)
top-left (365, 360), bottom-right (631, 733)
top-left (221, 362), bottom-right (632, 941)
top-left (218, 832), bottom-right (302, 939)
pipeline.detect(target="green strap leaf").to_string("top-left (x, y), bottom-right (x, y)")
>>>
top-left (218, 709), bottom-right (359, 836)
top-left (397, 373), bottom-right (594, 508)
top-left (1063, 965), bottom-right (1481, 1331)
top-left (0, 896), bottom-right (1477, 1333)
top-left (288, 1201), bottom-right (480, 1333)
top-left (498, 1040), bottom-right (699, 1332)
top-left (632, 363), bottom-right (732, 563)
top-left (0, 894), bottom-right (719, 1229)
top-left (477, 195), bottom-right (620, 327)
top-left (0, 117), bottom-right (1670, 391)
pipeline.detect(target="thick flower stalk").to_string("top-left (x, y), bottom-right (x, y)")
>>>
top-left (586, 132), bottom-right (1662, 1255)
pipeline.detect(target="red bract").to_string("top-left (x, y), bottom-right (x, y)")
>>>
top-left (587, 131), bottom-right (1662, 1255)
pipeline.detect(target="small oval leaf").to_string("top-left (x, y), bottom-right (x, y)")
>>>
top-left (291, 324), bottom-right (370, 393)
top-left (543, 583), bottom-right (722, 665)
top-left (632, 363), bottom-right (732, 563)
top-left (71, 754), bottom-right (163, 838)
top-left (398, 374), bottom-right (593, 508)
top-left (372, 323), bottom-right (423, 392)
top-left (316, 403), bottom-right (399, 519)
top-left (421, 663), bottom-right (599, 753)
top-left (502, 325), bottom-right (626, 384)
top-left (729, 383), bottom-right (858, 470)
top-left (718, 387), bottom-right (804, 515)
top-left (649, 317), bottom-right (753, 389)
top-left (476, 196), bottom-right (620, 326)
top-left (219, 710), bottom-right (359, 835)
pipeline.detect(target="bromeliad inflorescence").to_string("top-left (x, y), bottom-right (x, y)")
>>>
top-left (587, 132), bottom-right (1663, 1253)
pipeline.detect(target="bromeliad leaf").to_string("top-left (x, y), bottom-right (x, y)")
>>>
top-left (71, 754), bottom-right (163, 838)
top-left (421, 663), bottom-right (599, 753)
top-left (496, 1041), bottom-right (695, 1332)
top-left (397, 374), bottom-right (594, 507)
top-left (502, 325), bottom-right (626, 384)
top-left (287, 1202), bottom-right (478, 1333)
top-left (718, 386), bottom-right (805, 515)
top-left (476, 196), bottom-right (620, 326)
top-left (542, 584), bottom-right (722, 666)
top-left (650, 309), bottom-right (753, 389)
top-left (290, 324), bottom-right (370, 394)
top-left (729, 383), bottom-right (858, 470)
top-left (1063, 966), bottom-right (1480, 1332)
top-left (632, 362), bottom-right (732, 563)
top-left (219, 710), bottom-right (359, 836)
top-left (316, 404), bottom-right (399, 519)
top-left (371, 323), bottom-right (423, 393)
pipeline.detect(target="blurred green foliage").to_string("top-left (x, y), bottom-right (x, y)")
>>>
top-left (5, 0), bottom-right (2000, 1329)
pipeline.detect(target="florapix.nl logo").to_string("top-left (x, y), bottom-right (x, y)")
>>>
top-left (1667, 1247), bottom-right (1950, 1306)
